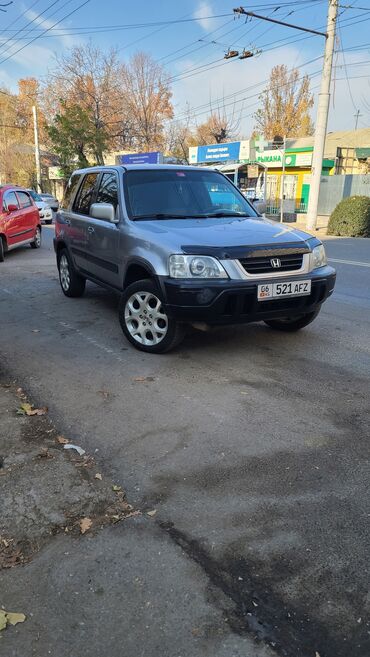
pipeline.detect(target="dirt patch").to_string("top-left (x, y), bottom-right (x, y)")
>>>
top-left (0, 376), bottom-right (138, 569)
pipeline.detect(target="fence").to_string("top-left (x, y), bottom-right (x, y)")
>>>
top-left (318, 175), bottom-right (370, 216)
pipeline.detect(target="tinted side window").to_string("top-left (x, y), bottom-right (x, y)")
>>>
top-left (95, 172), bottom-right (118, 211)
top-left (17, 191), bottom-right (32, 208)
top-left (73, 173), bottom-right (99, 215)
top-left (3, 191), bottom-right (19, 211)
top-left (61, 174), bottom-right (81, 210)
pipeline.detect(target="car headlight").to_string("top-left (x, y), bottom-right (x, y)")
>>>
top-left (169, 255), bottom-right (228, 279)
top-left (312, 244), bottom-right (327, 269)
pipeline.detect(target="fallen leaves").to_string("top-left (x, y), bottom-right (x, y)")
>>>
top-left (147, 510), bottom-right (157, 517)
top-left (79, 518), bottom-right (92, 535)
top-left (56, 435), bottom-right (69, 445)
top-left (36, 448), bottom-right (53, 460)
top-left (0, 609), bottom-right (26, 632)
top-left (17, 403), bottom-right (47, 416)
top-left (112, 484), bottom-right (122, 492)
top-left (95, 473), bottom-right (102, 481)
top-left (133, 376), bottom-right (155, 383)
top-left (97, 390), bottom-right (110, 399)
top-left (0, 546), bottom-right (25, 568)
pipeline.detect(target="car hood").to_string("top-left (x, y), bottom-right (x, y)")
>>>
top-left (134, 216), bottom-right (315, 253)
top-left (36, 201), bottom-right (50, 210)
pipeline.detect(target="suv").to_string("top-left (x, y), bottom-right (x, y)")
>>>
top-left (0, 185), bottom-right (41, 261)
top-left (54, 165), bottom-right (336, 353)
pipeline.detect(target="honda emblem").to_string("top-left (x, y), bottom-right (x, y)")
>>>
top-left (270, 258), bottom-right (281, 268)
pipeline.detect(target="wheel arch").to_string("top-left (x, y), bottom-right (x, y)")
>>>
top-left (123, 258), bottom-right (158, 289)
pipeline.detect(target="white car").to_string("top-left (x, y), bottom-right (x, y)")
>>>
top-left (27, 189), bottom-right (53, 224)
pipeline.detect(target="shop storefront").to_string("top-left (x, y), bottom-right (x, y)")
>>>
top-left (256, 147), bottom-right (334, 214)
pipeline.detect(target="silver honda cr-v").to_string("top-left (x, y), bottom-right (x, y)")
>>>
top-left (54, 164), bottom-right (336, 353)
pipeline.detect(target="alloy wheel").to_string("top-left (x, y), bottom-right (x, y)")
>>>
top-left (124, 291), bottom-right (168, 346)
top-left (59, 254), bottom-right (70, 292)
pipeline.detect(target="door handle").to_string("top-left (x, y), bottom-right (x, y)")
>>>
top-left (87, 226), bottom-right (95, 234)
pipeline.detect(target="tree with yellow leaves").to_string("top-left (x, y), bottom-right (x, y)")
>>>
top-left (254, 64), bottom-right (314, 139)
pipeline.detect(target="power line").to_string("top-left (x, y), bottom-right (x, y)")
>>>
top-left (0, 0), bottom-right (62, 57)
top-left (0, 0), bottom-right (91, 65)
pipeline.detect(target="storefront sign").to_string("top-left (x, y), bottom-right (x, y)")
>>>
top-left (247, 164), bottom-right (259, 178)
top-left (189, 140), bottom-right (250, 164)
top-left (285, 152), bottom-right (313, 167)
top-left (120, 151), bottom-right (163, 165)
top-left (256, 150), bottom-right (282, 167)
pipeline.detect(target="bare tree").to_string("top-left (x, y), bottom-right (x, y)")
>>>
top-left (254, 64), bottom-right (314, 138)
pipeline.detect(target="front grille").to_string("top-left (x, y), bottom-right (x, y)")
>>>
top-left (240, 253), bottom-right (304, 275)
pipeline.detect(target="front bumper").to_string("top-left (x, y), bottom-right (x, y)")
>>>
top-left (160, 265), bottom-right (336, 325)
top-left (39, 209), bottom-right (53, 222)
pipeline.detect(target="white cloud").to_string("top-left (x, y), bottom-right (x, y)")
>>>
top-left (193, 1), bottom-right (219, 33)
top-left (24, 8), bottom-right (76, 48)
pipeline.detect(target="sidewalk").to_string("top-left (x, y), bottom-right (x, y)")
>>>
top-left (0, 372), bottom-right (274, 657)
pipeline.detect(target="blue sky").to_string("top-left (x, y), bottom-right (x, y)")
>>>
top-left (0, 0), bottom-right (369, 135)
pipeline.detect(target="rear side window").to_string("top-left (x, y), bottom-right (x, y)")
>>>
top-left (95, 172), bottom-right (118, 211)
top-left (3, 191), bottom-right (19, 211)
top-left (61, 174), bottom-right (81, 210)
top-left (16, 191), bottom-right (32, 208)
top-left (73, 173), bottom-right (99, 215)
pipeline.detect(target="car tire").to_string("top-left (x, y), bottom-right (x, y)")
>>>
top-left (57, 248), bottom-right (86, 297)
top-left (264, 309), bottom-right (320, 332)
top-left (30, 226), bottom-right (41, 249)
top-left (119, 279), bottom-right (185, 353)
top-left (0, 237), bottom-right (5, 262)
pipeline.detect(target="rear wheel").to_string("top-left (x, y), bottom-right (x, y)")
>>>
top-left (0, 237), bottom-right (4, 262)
top-left (57, 248), bottom-right (86, 297)
top-left (30, 226), bottom-right (41, 249)
top-left (119, 279), bottom-right (185, 353)
top-left (264, 309), bottom-right (320, 332)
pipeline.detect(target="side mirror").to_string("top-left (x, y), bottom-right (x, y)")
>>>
top-left (253, 200), bottom-right (267, 215)
top-left (90, 202), bottom-right (117, 223)
top-left (7, 203), bottom-right (18, 213)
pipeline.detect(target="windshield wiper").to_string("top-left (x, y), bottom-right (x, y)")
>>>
top-left (200, 211), bottom-right (252, 218)
top-left (133, 213), bottom-right (200, 220)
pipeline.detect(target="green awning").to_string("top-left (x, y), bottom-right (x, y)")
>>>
top-left (355, 148), bottom-right (370, 159)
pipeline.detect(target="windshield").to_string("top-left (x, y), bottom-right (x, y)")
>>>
top-left (28, 190), bottom-right (42, 202)
top-left (124, 169), bottom-right (259, 220)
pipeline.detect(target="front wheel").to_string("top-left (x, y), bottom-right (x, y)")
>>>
top-left (57, 249), bottom-right (86, 297)
top-left (264, 309), bottom-right (320, 332)
top-left (119, 279), bottom-right (185, 353)
top-left (30, 226), bottom-right (41, 249)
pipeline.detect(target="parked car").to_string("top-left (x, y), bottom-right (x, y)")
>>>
top-left (0, 185), bottom-right (41, 261)
top-left (39, 193), bottom-right (59, 212)
top-left (27, 189), bottom-right (53, 224)
top-left (54, 165), bottom-right (336, 353)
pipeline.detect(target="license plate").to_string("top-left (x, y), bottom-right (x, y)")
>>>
top-left (257, 279), bottom-right (311, 301)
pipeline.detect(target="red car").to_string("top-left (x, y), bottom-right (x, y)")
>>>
top-left (0, 185), bottom-right (41, 261)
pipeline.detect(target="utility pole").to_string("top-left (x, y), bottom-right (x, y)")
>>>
top-left (306, 0), bottom-right (338, 231)
top-left (354, 109), bottom-right (362, 130)
top-left (32, 105), bottom-right (42, 193)
top-left (280, 136), bottom-right (286, 223)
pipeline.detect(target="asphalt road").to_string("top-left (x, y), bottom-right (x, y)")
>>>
top-left (1, 226), bottom-right (369, 657)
